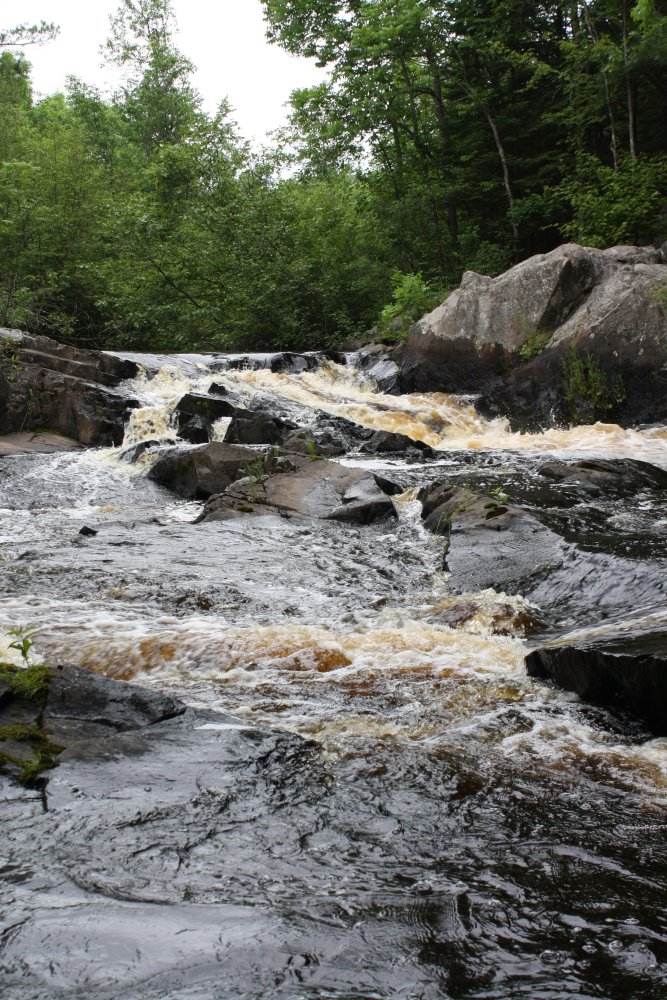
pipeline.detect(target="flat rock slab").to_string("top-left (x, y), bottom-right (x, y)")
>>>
top-left (526, 630), bottom-right (667, 733)
top-left (0, 431), bottom-right (83, 457)
top-left (44, 663), bottom-right (186, 745)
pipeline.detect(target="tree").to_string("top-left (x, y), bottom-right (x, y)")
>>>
top-left (0, 22), bottom-right (58, 49)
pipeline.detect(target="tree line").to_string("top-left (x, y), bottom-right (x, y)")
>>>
top-left (0, 0), bottom-right (665, 353)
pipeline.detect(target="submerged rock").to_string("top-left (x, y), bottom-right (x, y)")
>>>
top-left (526, 630), bottom-right (667, 733)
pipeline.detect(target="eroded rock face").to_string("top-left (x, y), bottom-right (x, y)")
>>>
top-left (526, 631), bottom-right (667, 733)
top-left (0, 330), bottom-right (141, 446)
top-left (401, 244), bottom-right (667, 427)
top-left (148, 442), bottom-right (268, 499)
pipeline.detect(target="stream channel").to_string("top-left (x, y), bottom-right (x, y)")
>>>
top-left (2, 353), bottom-right (667, 999)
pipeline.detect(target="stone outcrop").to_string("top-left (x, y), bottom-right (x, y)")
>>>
top-left (148, 442), bottom-right (269, 499)
top-left (0, 329), bottom-right (141, 446)
top-left (401, 244), bottom-right (667, 427)
top-left (418, 483), bottom-right (566, 595)
top-left (197, 456), bottom-right (397, 524)
top-left (526, 630), bottom-right (667, 733)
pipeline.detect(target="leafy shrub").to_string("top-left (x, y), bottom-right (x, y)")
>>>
top-left (561, 348), bottom-right (625, 424)
top-left (378, 271), bottom-right (441, 341)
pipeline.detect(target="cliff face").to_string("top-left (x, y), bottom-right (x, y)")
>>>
top-left (400, 244), bottom-right (667, 428)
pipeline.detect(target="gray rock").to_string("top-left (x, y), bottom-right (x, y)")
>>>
top-left (0, 331), bottom-right (141, 446)
top-left (420, 483), bottom-right (565, 594)
top-left (44, 664), bottom-right (186, 746)
top-left (224, 413), bottom-right (296, 446)
top-left (401, 244), bottom-right (667, 427)
top-left (198, 457), bottom-right (398, 524)
top-left (148, 442), bottom-right (268, 499)
top-left (360, 430), bottom-right (434, 456)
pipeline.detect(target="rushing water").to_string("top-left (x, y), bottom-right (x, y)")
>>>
top-left (1, 354), bottom-right (667, 999)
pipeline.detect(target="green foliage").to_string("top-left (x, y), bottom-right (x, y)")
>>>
top-left (6, 624), bottom-right (39, 663)
top-left (0, 639), bottom-right (59, 786)
top-left (379, 272), bottom-right (440, 340)
top-left (519, 331), bottom-right (551, 362)
top-left (560, 348), bottom-right (625, 424)
top-left (0, 661), bottom-right (51, 704)
top-left (649, 279), bottom-right (667, 308)
top-left (559, 154), bottom-right (667, 247)
top-left (305, 439), bottom-right (323, 461)
top-left (1, 1), bottom-right (666, 351)
top-left (0, 337), bottom-right (22, 381)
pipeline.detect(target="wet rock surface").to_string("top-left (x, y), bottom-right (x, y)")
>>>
top-left (198, 456), bottom-right (398, 524)
top-left (527, 630), bottom-right (667, 733)
top-left (148, 442), bottom-right (269, 499)
top-left (420, 483), bottom-right (567, 595)
top-left (3, 347), bottom-right (667, 999)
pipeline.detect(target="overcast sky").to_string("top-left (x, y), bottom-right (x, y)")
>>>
top-left (7, 0), bottom-right (326, 143)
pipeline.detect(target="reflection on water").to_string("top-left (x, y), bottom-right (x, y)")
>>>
top-left (2, 353), bottom-right (667, 999)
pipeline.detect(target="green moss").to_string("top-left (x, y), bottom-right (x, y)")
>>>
top-left (0, 662), bottom-right (62, 786)
top-left (0, 662), bottom-right (52, 707)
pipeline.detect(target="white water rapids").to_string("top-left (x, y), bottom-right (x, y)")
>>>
top-left (2, 354), bottom-right (667, 805)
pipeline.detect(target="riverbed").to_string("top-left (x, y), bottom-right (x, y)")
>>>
top-left (1, 355), bottom-right (666, 999)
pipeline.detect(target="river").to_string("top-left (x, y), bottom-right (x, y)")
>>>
top-left (1, 354), bottom-right (666, 999)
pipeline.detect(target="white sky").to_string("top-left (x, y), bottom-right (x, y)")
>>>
top-left (5, 0), bottom-right (326, 144)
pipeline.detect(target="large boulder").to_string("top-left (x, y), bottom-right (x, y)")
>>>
top-left (401, 244), bottom-right (667, 427)
top-left (148, 442), bottom-right (268, 499)
top-left (198, 456), bottom-right (397, 524)
top-left (526, 630), bottom-right (667, 733)
top-left (1, 330), bottom-right (141, 446)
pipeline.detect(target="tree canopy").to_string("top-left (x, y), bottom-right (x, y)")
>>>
top-left (0, 0), bottom-right (665, 351)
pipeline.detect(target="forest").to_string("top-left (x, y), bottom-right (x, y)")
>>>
top-left (1, 0), bottom-right (666, 352)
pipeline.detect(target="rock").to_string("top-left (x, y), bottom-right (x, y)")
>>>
top-left (43, 664), bottom-right (185, 746)
top-left (177, 414), bottom-right (211, 444)
top-left (400, 244), bottom-right (667, 427)
top-left (526, 630), bottom-right (667, 733)
top-left (174, 390), bottom-right (251, 442)
top-left (281, 429), bottom-right (347, 458)
top-left (208, 352), bottom-right (324, 374)
top-left (0, 431), bottom-right (83, 458)
top-left (537, 458), bottom-right (667, 496)
top-left (148, 443), bottom-right (268, 499)
top-left (198, 457), bottom-right (398, 524)
top-left (351, 345), bottom-right (401, 392)
top-left (0, 330), bottom-right (141, 446)
top-left (326, 496), bottom-right (396, 524)
top-left (419, 483), bottom-right (565, 594)
top-left (224, 413), bottom-right (297, 446)
top-left (0, 678), bottom-right (12, 707)
top-left (360, 430), bottom-right (434, 456)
